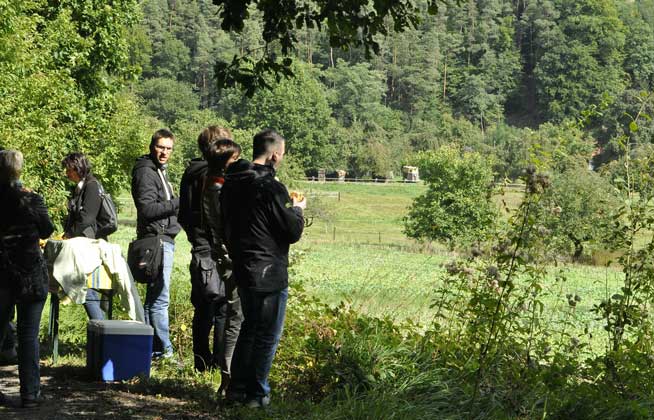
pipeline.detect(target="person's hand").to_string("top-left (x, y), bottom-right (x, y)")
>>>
top-left (292, 196), bottom-right (307, 210)
top-left (290, 191), bottom-right (306, 209)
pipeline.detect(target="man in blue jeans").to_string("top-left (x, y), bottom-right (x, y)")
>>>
top-left (131, 129), bottom-right (181, 359)
top-left (220, 129), bottom-right (306, 407)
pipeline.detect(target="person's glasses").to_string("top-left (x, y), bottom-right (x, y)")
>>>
top-left (154, 145), bottom-right (173, 152)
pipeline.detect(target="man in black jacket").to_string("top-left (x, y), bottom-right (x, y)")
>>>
top-left (131, 129), bottom-right (181, 359)
top-left (221, 129), bottom-right (306, 407)
top-left (178, 126), bottom-right (243, 380)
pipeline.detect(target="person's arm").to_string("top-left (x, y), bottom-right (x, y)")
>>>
top-left (73, 180), bottom-right (102, 238)
top-left (178, 171), bottom-right (191, 232)
top-left (131, 168), bottom-right (179, 222)
top-left (31, 194), bottom-right (55, 239)
top-left (270, 182), bottom-right (304, 244)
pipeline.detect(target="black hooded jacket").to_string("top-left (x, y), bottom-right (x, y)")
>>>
top-left (64, 174), bottom-right (102, 239)
top-left (131, 154), bottom-right (181, 241)
top-left (178, 158), bottom-right (210, 250)
top-left (220, 160), bottom-right (304, 292)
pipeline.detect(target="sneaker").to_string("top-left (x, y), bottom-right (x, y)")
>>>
top-left (152, 347), bottom-right (174, 361)
top-left (225, 390), bottom-right (247, 404)
top-left (217, 373), bottom-right (230, 398)
top-left (0, 347), bottom-right (17, 364)
top-left (22, 399), bottom-right (39, 409)
top-left (245, 394), bottom-right (271, 408)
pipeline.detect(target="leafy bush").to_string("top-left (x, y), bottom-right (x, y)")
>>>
top-left (535, 166), bottom-right (615, 260)
top-left (403, 145), bottom-right (497, 246)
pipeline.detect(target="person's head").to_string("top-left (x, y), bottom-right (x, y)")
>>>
top-left (206, 139), bottom-right (241, 172)
top-left (198, 126), bottom-right (232, 157)
top-left (149, 128), bottom-right (175, 166)
top-left (0, 150), bottom-right (23, 184)
top-left (252, 129), bottom-right (285, 169)
top-left (61, 152), bottom-right (92, 183)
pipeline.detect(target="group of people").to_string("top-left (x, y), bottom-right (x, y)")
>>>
top-left (0, 126), bottom-right (306, 409)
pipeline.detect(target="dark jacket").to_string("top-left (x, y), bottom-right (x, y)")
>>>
top-left (178, 158), bottom-right (210, 250)
top-left (131, 154), bottom-right (181, 241)
top-left (64, 174), bottom-right (101, 239)
top-left (220, 160), bottom-right (304, 292)
top-left (0, 182), bottom-right (54, 287)
top-left (202, 168), bottom-right (230, 268)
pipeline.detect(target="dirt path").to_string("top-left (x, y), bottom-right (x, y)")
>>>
top-left (0, 363), bottom-right (221, 419)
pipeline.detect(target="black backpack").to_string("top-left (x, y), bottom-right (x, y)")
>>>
top-left (96, 182), bottom-right (118, 238)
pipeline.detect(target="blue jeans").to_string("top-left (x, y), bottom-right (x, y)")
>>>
top-left (144, 241), bottom-right (174, 355)
top-left (0, 288), bottom-right (46, 400)
top-left (228, 287), bottom-right (288, 398)
top-left (83, 289), bottom-right (105, 320)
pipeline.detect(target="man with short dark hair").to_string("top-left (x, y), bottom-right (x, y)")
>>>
top-left (131, 128), bottom-right (180, 360)
top-left (221, 129), bottom-right (306, 407)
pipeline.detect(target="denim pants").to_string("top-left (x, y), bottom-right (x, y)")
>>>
top-left (228, 287), bottom-right (288, 398)
top-left (0, 287), bottom-right (46, 400)
top-left (190, 251), bottom-right (243, 373)
top-left (144, 241), bottom-right (175, 355)
top-left (83, 288), bottom-right (105, 320)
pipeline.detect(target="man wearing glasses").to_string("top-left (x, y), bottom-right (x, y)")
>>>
top-left (131, 129), bottom-right (181, 360)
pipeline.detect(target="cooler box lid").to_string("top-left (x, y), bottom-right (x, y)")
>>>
top-left (87, 320), bottom-right (153, 336)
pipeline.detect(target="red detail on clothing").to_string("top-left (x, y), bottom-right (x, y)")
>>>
top-left (207, 176), bottom-right (224, 185)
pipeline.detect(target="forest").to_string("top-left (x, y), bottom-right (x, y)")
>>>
top-left (2, 0), bottom-right (654, 207)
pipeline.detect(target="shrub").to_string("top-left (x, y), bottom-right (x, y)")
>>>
top-left (536, 166), bottom-right (615, 261)
top-left (403, 145), bottom-right (497, 246)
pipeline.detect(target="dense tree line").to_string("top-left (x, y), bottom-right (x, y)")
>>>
top-left (131, 0), bottom-right (654, 179)
top-left (1, 0), bottom-right (653, 221)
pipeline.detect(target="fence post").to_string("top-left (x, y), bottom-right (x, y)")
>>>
top-left (338, 191), bottom-right (341, 202)
top-left (333, 226), bottom-right (336, 241)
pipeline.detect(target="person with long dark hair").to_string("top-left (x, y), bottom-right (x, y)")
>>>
top-left (61, 152), bottom-right (107, 319)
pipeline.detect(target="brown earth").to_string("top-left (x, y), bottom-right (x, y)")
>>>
top-left (0, 363), bottom-right (223, 419)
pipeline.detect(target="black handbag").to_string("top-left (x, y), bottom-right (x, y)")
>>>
top-left (197, 253), bottom-right (225, 302)
top-left (0, 253), bottom-right (48, 303)
top-left (127, 235), bottom-right (163, 284)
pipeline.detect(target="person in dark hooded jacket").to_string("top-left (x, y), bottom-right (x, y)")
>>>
top-left (131, 129), bottom-right (181, 360)
top-left (200, 137), bottom-right (244, 394)
top-left (221, 129), bottom-right (305, 407)
top-left (178, 126), bottom-right (243, 383)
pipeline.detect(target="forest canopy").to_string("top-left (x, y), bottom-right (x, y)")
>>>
top-left (1, 0), bottom-right (653, 218)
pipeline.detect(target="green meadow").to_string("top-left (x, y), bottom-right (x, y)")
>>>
top-left (46, 181), bottom-right (623, 356)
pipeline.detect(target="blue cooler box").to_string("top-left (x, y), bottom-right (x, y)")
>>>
top-left (87, 320), bottom-right (153, 381)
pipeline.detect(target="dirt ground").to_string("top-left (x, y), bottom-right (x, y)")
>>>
top-left (0, 363), bottom-right (222, 419)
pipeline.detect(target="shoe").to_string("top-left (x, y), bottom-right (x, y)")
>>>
top-left (225, 390), bottom-right (247, 404)
top-left (0, 347), bottom-right (17, 365)
top-left (22, 399), bottom-right (39, 409)
top-left (217, 373), bottom-right (230, 398)
top-left (245, 394), bottom-right (271, 408)
top-left (152, 347), bottom-right (174, 361)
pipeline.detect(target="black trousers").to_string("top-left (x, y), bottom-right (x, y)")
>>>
top-left (189, 250), bottom-right (242, 373)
